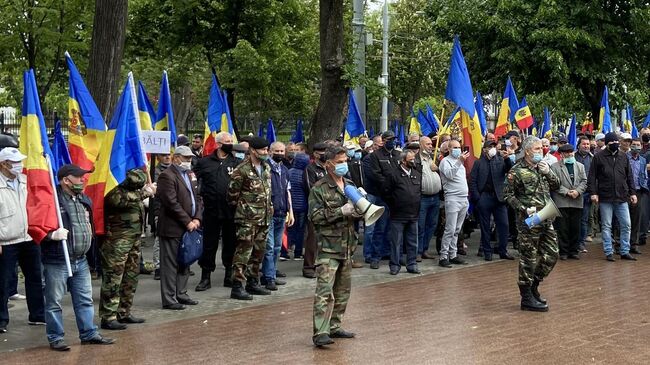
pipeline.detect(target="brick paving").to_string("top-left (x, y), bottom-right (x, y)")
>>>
top-left (2, 239), bottom-right (650, 364)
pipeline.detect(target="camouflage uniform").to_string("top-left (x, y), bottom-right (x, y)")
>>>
top-left (309, 175), bottom-right (357, 337)
top-left (228, 159), bottom-right (273, 284)
top-left (99, 169), bottom-right (147, 322)
top-left (503, 161), bottom-right (560, 286)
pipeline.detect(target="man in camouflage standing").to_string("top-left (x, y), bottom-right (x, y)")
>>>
top-left (228, 136), bottom-right (273, 300)
top-left (99, 169), bottom-right (155, 329)
top-left (310, 146), bottom-right (359, 347)
top-left (504, 136), bottom-right (560, 312)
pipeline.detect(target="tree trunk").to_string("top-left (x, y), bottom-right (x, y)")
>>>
top-left (86, 0), bottom-right (128, 123)
top-left (310, 0), bottom-right (347, 146)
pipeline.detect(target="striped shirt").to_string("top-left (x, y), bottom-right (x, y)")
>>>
top-left (61, 192), bottom-right (92, 258)
top-left (420, 153), bottom-right (442, 195)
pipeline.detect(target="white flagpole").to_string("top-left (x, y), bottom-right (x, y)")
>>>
top-left (45, 154), bottom-right (73, 277)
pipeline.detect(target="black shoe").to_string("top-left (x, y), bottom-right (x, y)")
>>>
top-left (246, 279), bottom-right (271, 295)
top-left (0, 324), bottom-right (6, 333)
top-left (81, 335), bottom-right (115, 345)
top-left (519, 284), bottom-right (548, 312)
top-left (531, 280), bottom-right (547, 305)
top-left (630, 247), bottom-right (642, 254)
top-left (484, 253), bottom-right (493, 261)
top-left (49, 340), bottom-right (70, 351)
top-left (117, 315), bottom-right (145, 324)
top-left (499, 253), bottom-right (515, 260)
top-left (567, 254), bottom-right (580, 260)
top-left (162, 303), bottom-right (186, 310)
top-left (195, 270), bottom-right (212, 291)
top-left (100, 320), bottom-right (127, 330)
top-left (620, 253), bottom-right (637, 261)
top-left (303, 271), bottom-right (316, 279)
top-left (275, 278), bottom-right (286, 285)
top-left (276, 270), bottom-right (287, 278)
top-left (439, 259), bottom-right (452, 268)
top-left (389, 269), bottom-right (399, 275)
top-left (265, 280), bottom-right (278, 291)
top-left (449, 257), bottom-right (467, 265)
top-left (606, 254), bottom-right (615, 262)
top-left (313, 334), bottom-right (335, 347)
top-left (223, 269), bottom-right (233, 287)
top-left (330, 329), bottom-right (356, 338)
top-left (370, 261), bottom-right (379, 269)
top-left (230, 281), bottom-right (253, 300)
top-left (178, 298), bottom-right (199, 305)
top-left (153, 269), bottom-right (160, 280)
top-left (407, 268), bottom-right (421, 274)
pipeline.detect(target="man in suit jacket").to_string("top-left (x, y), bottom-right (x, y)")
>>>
top-left (156, 146), bottom-right (204, 310)
top-left (469, 139), bottom-right (515, 261)
top-left (550, 143), bottom-right (587, 259)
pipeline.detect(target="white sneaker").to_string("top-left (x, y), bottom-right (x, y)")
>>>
top-left (9, 294), bottom-right (26, 301)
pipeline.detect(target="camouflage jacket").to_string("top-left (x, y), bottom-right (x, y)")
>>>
top-left (503, 160), bottom-right (560, 215)
top-left (105, 169), bottom-right (147, 238)
top-left (308, 175), bottom-right (357, 260)
top-left (227, 158), bottom-right (273, 225)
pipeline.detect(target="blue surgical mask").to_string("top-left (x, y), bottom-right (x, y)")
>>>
top-left (334, 163), bottom-right (349, 176)
top-left (346, 149), bottom-right (355, 158)
top-left (564, 156), bottom-right (575, 164)
top-left (354, 152), bottom-right (362, 160)
top-left (450, 148), bottom-right (461, 159)
top-left (532, 153), bottom-right (543, 164)
top-left (509, 154), bottom-right (516, 163)
top-left (234, 152), bottom-right (245, 160)
top-left (550, 145), bottom-right (558, 152)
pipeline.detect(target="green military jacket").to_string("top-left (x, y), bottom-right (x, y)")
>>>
top-left (503, 160), bottom-right (560, 215)
top-left (227, 157), bottom-right (273, 226)
top-left (105, 169), bottom-right (147, 238)
top-left (308, 174), bottom-right (357, 260)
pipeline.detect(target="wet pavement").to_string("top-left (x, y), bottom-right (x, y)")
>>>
top-left (2, 235), bottom-right (650, 364)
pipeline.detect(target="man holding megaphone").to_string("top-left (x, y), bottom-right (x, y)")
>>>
top-left (503, 136), bottom-right (561, 312)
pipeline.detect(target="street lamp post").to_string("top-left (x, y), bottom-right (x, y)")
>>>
top-left (379, 0), bottom-right (389, 133)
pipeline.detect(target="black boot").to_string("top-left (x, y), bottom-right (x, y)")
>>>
top-left (195, 270), bottom-right (211, 292)
top-left (531, 279), bottom-right (547, 305)
top-left (223, 268), bottom-right (233, 288)
top-left (518, 284), bottom-right (548, 312)
top-left (230, 281), bottom-right (253, 300)
top-left (246, 277), bottom-right (271, 295)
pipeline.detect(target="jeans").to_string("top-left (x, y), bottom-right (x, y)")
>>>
top-left (599, 202), bottom-right (631, 256)
top-left (287, 211), bottom-right (307, 258)
top-left (440, 199), bottom-right (469, 260)
top-left (418, 194), bottom-right (440, 255)
top-left (579, 195), bottom-right (592, 245)
top-left (262, 215), bottom-right (286, 281)
top-left (389, 220), bottom-right (418, 272)
top-left (476, 193), bottom-right (509, 256)
top-left (0, 241), bottom-right (44, 327)
top-left (43, 257), bottom-right (98, 343)
top-left (363, 194), bottom-right (390, 263)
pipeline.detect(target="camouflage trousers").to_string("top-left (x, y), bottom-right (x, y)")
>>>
top-left (231, 223), bottom-right (269, 284)
top-left (313, 257), bottom-right (351, 337)
top-left (99, 234), bottom-right (141, 321)
top-left (516, 217), bottom-right (559, 286)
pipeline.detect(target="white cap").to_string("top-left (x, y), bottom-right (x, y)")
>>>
top-left (595, 133), bottom-right (605, 141)
top-left (173, 145), bottom-right (194, 157)
top-left (364, 140), bottom-right (374, 149)
top-left (620, 132), bottom-right (633, 140)
top-left (0, 147), bottom-right (27, 162)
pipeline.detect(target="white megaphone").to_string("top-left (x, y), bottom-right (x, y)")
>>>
top-left (524, 199), bottom-right (562, 228)
top-left (344, 185), bottom-right (385, 226)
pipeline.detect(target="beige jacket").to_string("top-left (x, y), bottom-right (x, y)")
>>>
top-left (0, 172), bottom-right (32, 245)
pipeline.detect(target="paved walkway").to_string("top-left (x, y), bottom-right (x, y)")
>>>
top-left (3, 237), bottom-right (650, 364)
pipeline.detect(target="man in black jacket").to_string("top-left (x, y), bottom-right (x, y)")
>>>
top-left (193, 132), bottom-right (239, 290)
top-left (384, 150), bottom-right (421, 275)
top-left (346, 143), bottom-right (364, 188)
top-left (469, 140), bottom-right (515, 261)
top-left (302, 142), bottom-right (329, 278)
top-left (588, 132), bottom-right (637, 261)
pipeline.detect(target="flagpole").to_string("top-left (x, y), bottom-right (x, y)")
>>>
top-left (432, 101), bottom-right (447, 162)
top-left (45, 154), bottom-right (73, 278)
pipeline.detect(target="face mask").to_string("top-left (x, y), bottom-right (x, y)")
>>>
top-left (220, 143), bottom-right (233, 153)
top-left (406, 160), bottom-right (416, 168)
top-left (65, 179), bottom-right (84, 194)
top-left (333, 163), bottom-right (348, 176)
top-left (487, 148), bottom-right (497, 158)
top-left (608, 143), bottom-right (619, 153)
top-left (631, 147), bottom-right (642, 154)
top-left (450, 148), bottom-right (461, 159)
top-left (318, 154), bottom-right (327, 163)
top-left (354, 152), bottom-right (362, 160)
top-left (531, 153), bottom-right (543, 164)
top-left (509, 154), bottom-right (516, 163)
top-left (178, 161), bottom-right (192, 171)
top-left (10, 162), bottom-right (23, 176)
top-left (346, 150), bottom-right (355, 158)
top-left (549, 145), bottom-right (558, 152)
top-left (160, 162), bottom-right (171, 168)
top-left (643, 134), bottom-right (650, 143)
top-left (384, 140), bottom-right (396, 150)
top-left (590, 146), bottom-right (595, 153)
top-left (505, 140), bottom-right (512, 147)
top-left (234, 152), bottom-right (245, 160)
top-left (258, 154), bottom-right (269, 161)
top-left (542, 147), bottom-right (549, 155)
top-left (272, 154), bottom-right (284, 163)
top-left (564, 156), bottom-right (576, 164)
top-left (287, 152), bottom-right (296, 159)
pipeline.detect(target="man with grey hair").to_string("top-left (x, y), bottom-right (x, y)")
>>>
top-left (193, 132), bottom-right (239, 291)
top-left (415, 136), bottom-right (441, 260)
top-left (407, 133), bottom-right (420, 143)
top-left (504, 136), bottom-right (560, 312)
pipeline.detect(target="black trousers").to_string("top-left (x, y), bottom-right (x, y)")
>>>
top-left (198, 211), bottom-right (236, 272)
top-left (555, 207), bottom-right (582, 256)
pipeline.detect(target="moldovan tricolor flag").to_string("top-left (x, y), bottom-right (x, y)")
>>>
top-left (19, 70), bottom-right (59, 243)
top-left (203, 73), bottom-right (229, 156)
top-left (344, 89), bottom-right (366, 143)
top-left (515, 96), bottom-right (534, 130)
top-left (65, 52), bottom-right (106, 172)
top-left (155, 71), bottom-right (177, 146)
top-left (599, 86), bottom-right (613, 133)
top-left (86, 73), bottom-right (147, 234)
top-left (495, 77), bottom-right (519, 138)
top-left (137, 81), bottom-right (156, 131)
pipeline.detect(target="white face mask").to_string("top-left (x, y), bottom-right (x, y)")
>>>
top-left (178, 161), bottom-right (192, 171)
top-left (487, 147), bottom-right (497, 158)
top-left (9, 162), bottom-right (23, 176)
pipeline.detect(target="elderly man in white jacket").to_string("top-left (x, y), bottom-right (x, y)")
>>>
top-left (0, 148), bottom-right (45, 334)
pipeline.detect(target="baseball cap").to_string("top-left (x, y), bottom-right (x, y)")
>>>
top-left (174, 145), bottom-right (195, 157)
top-left (595, 133), bottom-right (605, 141)
top-left (620, 132), bottom-right (632, 141)
top-left (57, 164), bottom-right (90, 181)
top-left (0, 147), bottom-right (26, 162)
